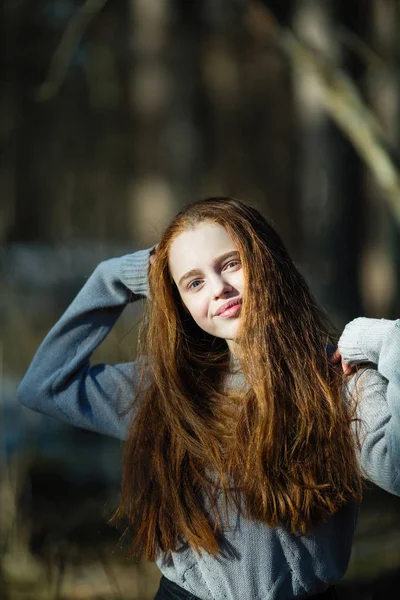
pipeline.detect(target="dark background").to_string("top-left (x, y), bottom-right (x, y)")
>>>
top-left (0, 1), bottom-right (399, 598)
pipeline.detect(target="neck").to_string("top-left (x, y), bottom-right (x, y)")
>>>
top-left (226, 338), bottom-right (240, 356)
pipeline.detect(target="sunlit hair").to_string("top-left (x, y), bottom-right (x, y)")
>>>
top-left (113, 197), bottom-right (363, 560)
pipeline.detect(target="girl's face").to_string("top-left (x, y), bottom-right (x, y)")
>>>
top-left (168, 222), bottom-right (244, 354)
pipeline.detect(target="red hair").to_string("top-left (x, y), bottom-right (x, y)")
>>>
top-left (113, 197), bottom-right (363, 560)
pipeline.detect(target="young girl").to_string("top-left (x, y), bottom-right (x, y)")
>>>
top-left (18, 198), bottom-right (400, 600)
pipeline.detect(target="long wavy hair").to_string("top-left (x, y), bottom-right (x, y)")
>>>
top-left (114, 197), bottom-right (363, 560)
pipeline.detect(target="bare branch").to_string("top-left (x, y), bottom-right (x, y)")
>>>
top-left (247, 2), bottom-right (400, 225)
top-left (283, 30), bottom-right (400, 224)
top-left (36, 0), bottom-right (109, 102)
top-left (337, 27), bottom-right (387, 72)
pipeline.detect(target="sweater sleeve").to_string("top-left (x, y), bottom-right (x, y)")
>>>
top-left (338, 318), bottom-right (400, 496)
top-left (17, 249), bottom-right (152, 441)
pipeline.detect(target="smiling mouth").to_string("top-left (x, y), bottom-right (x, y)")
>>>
top-left (214, 299), bottom-right (242, 318)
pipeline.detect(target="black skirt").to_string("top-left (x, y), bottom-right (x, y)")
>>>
top-left (154, 575), bottom-right (339, 599)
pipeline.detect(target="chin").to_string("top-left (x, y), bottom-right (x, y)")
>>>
top-left (220, 325), bottom-right (240, 340)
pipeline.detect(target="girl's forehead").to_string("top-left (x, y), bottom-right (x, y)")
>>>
top-left (168, 222), bottom-right (237, 278)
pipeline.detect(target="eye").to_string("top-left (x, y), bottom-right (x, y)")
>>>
top-left (188, 279), bottom-right (203, 291)
top-left (224, 259), bottom-right (241, 270)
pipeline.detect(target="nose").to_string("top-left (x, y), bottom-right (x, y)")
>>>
top-left (211, 275), bottom-right (232, 300)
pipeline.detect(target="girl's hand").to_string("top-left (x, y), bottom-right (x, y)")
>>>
top-left (329, 348), bottom-right (353, 375)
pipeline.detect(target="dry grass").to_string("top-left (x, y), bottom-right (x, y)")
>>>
top-left (0, 456), bottom-right (159, 600)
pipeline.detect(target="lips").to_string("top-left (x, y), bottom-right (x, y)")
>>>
top-left (214, 298), bottom-right (242, 317)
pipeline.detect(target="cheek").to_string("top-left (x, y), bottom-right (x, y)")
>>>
top-left (229, 270), bottom-right (245, 291)
top-left (184, 295), bottom-right (210, 322)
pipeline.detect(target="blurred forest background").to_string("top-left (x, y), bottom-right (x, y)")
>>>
top-left (1, 0), bottom-right (400, 598)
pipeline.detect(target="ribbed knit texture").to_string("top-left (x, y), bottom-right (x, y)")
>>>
top-left (338, 317), bottom-right (394, 365)
top-left (121, 249), bottom-right (152, 297)
top-left (17, 251), bottom-right (400, 599)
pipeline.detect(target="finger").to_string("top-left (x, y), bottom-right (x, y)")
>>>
top-left (341, 358), bottom-right (352, 375)
top-left (329, 349), bottom-right (341, 364)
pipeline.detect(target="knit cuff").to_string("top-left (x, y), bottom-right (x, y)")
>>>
top-left (120, 248), bottom-right (153, 298)
top-left (338, 317), bottom-right (394, 365)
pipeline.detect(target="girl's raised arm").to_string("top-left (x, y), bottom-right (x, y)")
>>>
top-left (17, 249), bottom-right (152, 440)
top-left (339, 318), bottom-right (400, 496)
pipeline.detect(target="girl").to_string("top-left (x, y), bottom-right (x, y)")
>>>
top-left (18, 198), bottom-right (400, 600)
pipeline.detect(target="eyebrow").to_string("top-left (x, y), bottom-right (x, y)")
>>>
top-left (177, 251), bottom-right (239, 288)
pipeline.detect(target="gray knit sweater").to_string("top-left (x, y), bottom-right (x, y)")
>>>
top-left (17, 249), bottom-right (400, 599)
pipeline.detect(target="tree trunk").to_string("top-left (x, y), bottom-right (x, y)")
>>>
top-left (293, 0), bottom-right (366, 326)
